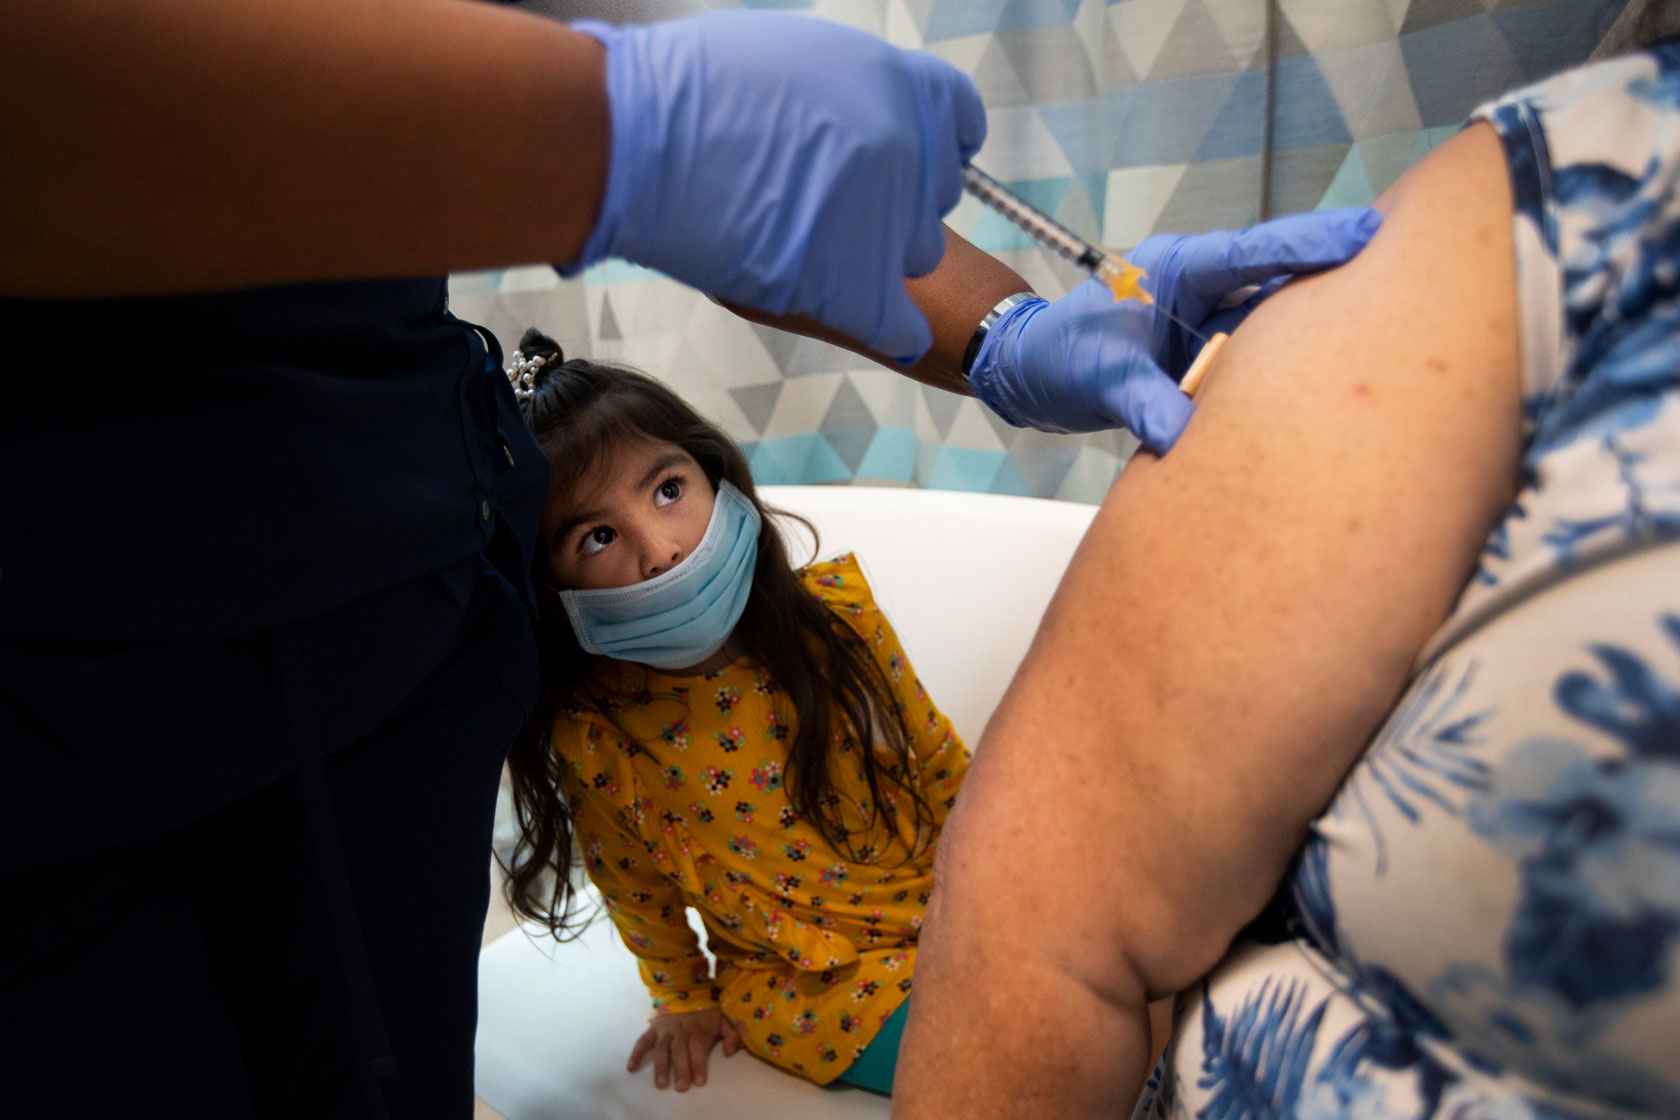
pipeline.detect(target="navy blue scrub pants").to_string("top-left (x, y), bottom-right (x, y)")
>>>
top-left (2, 558), bottom-right (537, 1118)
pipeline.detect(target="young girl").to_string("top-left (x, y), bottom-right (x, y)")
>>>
top-left (502, 329), bottom-right (969, 1096)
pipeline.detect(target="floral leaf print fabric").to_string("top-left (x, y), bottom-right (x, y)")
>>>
top-left (1142, 47), bottom-right (1680, 1120)
top-left (551, 554), bottom-right (970, 1085)
top-left (1194, 978), bottom-right (1328, 1120)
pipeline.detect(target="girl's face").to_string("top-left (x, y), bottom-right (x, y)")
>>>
top-left (542, 438), bottom-right (717, 592)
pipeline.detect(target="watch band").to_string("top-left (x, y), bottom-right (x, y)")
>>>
top-left (960, 291), bottom-right (1038, 381)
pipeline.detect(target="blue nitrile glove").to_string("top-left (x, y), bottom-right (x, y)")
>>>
top-left (967, 207), bottom-right (1383, 453)
top-left (565, 13), bottom-right (986, 365)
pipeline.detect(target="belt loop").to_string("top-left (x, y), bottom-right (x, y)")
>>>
top-left (276, 627), bottom-right (396, 1119)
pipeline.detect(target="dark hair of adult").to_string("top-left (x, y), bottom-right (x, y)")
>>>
top-left (501, 328), bottom-right (930, 937)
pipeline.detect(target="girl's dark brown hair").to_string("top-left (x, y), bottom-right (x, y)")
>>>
top-left (502, 328), bottom-right (928, 937)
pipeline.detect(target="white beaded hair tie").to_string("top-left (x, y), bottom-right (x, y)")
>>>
top-left (506, 350), bottom-right (547, 402)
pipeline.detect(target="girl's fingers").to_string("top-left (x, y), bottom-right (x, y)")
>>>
top-left (629, 1015), bottom-right (733, 1089)
top-left (669, 1033), bottom-right (692, 1091)
top-left (688, 1034), bottom-right (711, 1086)
top-left (653, 1035), bottom-right (672, 1089)
top-left (626, 1027), bottom-right (657, 1072)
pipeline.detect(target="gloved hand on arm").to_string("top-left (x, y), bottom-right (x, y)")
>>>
top-left (564, 12), bottom-right (986, 365)
top-left (966, 207), bottom-right (1384, 452)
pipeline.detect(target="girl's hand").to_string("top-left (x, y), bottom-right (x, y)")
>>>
top-left (626, 1007), bottom-right (742, 1091)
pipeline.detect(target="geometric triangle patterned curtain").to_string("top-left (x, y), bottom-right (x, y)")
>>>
top-left (455, 0), bottom-right (1631, 503)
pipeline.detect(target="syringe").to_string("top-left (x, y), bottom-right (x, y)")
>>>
top-left (962, 163), bottom-right (1155, 305)
top-left (962, 163), bottom-right (1226, 394)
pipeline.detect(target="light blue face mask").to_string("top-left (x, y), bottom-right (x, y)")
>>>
top-left (558, 478), bottom-right (762, 671)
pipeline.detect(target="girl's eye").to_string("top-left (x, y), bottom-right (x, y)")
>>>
top-left (655, 477), bottom-right (683, 506)
top-left (579, 525), bottom-right (616, 556)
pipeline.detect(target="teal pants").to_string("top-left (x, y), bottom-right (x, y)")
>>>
top-left (833, 997), bottom-right (910, 1096)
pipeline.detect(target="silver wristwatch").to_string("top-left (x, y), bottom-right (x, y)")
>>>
top-left (960, 291), bottom-right (1038, 381)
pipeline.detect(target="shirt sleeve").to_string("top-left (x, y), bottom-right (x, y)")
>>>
top-left (801, 554), bottom-right (972, 830)
top-left (558, 722), bottom-right (718, 1015)
top-left (1441, 45), bottom-right (1680, 628)
top-left (866, 588), bottom-right (971, 830)
top-left (1469, 44), bottom-right (1680, 427)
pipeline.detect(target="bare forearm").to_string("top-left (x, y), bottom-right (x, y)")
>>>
top-left (3, 0), bottom-right (606, 296)
top-left (722, 227), bottom-right (1031, 390)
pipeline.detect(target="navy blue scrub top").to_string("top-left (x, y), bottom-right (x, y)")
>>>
top-left (0, 276), bottom-right (547, 640)
top-left (0, 277), bottom-right (550, 868)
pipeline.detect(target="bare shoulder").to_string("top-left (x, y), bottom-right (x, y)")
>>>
top-left (1107, 121), bottom-right (1525, 692)
top-left (1078, 120), bottom-right (1526, 826)
top-left (1181, 121), bottom-right (1521, 496)
top-left (1229, 121), bottom-right (1518, 403)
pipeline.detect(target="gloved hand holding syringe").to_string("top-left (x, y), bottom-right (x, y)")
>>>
top-left (962, 163), bottom-right (1228, 396)
top-left (960, 163), bottom-right (1382, 452)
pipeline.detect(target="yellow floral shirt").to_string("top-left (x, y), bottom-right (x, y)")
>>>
top-left (552, 553), bottom-right (969, 1084)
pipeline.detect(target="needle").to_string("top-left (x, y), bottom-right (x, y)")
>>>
top-left (962, 164), bottom-right (1213, 346)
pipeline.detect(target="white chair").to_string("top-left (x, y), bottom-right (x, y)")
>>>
top-left (475, 486), bottom-right (1098, 1120)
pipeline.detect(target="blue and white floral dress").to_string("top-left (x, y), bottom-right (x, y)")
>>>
top-left (1141, 45), bottom-right (1680, 1120)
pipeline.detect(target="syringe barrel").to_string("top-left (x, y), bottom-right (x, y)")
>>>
top-left (962, 165), bottom-right (1106, 276)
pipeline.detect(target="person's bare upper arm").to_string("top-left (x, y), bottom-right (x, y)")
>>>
top-left (940, 122), bottom-right (1524, 998)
